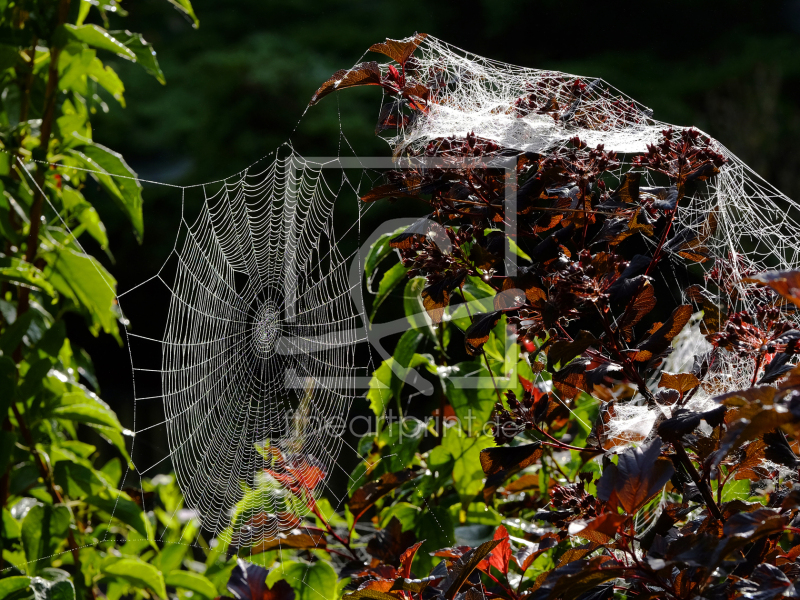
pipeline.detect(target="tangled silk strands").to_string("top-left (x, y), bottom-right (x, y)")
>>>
top-left (380, 36), bottom-right (800, 304)
top-left (367, 35), bottom-right (800, 397)
top-left (102, 35), bottom-right (800, 545)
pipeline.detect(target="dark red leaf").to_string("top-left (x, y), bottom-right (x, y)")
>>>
top-left (349, 470), bottom-right (416, 523)
top-left (227, 559), bottom-right (295, 600)
top-left (464, 311), bottom-right (502, 356)
top-left (368, 34), bottom-right (428, 65)
top-left (596, 436), bottom-right (674, 513)
top-left (310, 62), bottom-right (382, 105)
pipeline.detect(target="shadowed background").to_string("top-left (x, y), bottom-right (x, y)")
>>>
top-left (68, 0), bottom-right (800, 481)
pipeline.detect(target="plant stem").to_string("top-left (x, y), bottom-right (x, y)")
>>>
top-left (18, 0), bottom-right (71, 316)
top-left (10, 402), bottom-right (83, 564)
top-left (673, 440), bottom-right (724, 522)
top-left (309, 501), bottom-right (359, 561)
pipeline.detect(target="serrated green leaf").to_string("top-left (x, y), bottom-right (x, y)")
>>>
top-left (21, 505), bottom-right (72, 574)
top-left (165, 0), bottom-right (199, 27)
top-left (108, 30), bottom-right (165, 84)
top-left (87, 57), bottom-right (125, 104)
top-left (66, 143), bottom-right (143, 240)
top-left (61, 25), bottom-right (135, 61)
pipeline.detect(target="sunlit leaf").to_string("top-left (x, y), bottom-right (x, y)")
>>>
top-left (310, 62), bottom-right (382, 106)
top-left (103, 558), bottom-right (166, 598)
top-left (368, 34), bottom-right (428, 65)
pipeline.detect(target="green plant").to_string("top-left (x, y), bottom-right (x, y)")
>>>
top-left (0, 3), bottom-right (241, 600)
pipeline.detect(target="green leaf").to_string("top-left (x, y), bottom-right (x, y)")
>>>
top-left (367, 359), bottom-right (393, 416)
top-left (403, 276), bottom-right (436, 341)
top-left (87, 57), bottom-right (125, 104)
top-left (444, 361), bottom-right (497, 428)
top-left (19, 358), bottom-right (54, 401)
top-left (103, 558), bottom-right (166, 598)
top-left (370, 261), bottom-right (408, 321)
top-left (44, 246), bottom-right (119, 336)
top-left (77, 0), bottom-right (128, 26)
top-left (379, 501), bottom-right (420, 530)
top-left (36, 320), bottom-right (67, 357)
top-left (0, 577), bottom-right (31, 598)
top-left (58, 46), bottom-right (96, 95)
top-left (154, 544), bottom-right (187, 575)
top-left (365, 227), bottom-right (404, 290)
top-left (165, 571), bottom-right (217, 599)
top-left (62, 187), bottom-right (110, 251)
top-left (108, 31), bottom-right (165, 84)
top-left (52, 401), bottom-right (122, 430)
top-left (99, 457), bottom-right (122, 488)
top-left (21, 505), bottom-right (72, 574)
top-left (267, 560), bottom-right (337, 600)
top-left (31, 569), bottom-right (76, 600)
top-left (2, 507), bottom-right (21, 538)
top-left (446, 431), bottom-right (494, 504)
top-left (165, 0), bottom-right (199, 27)
top-left (0, 312), bottom-right (34, 355)
top-left (60, 25), bottom-right (136, 60)
top-left (367, 353), bottom-right (433, 416)
top-left (413, 506), bottom-right (454, 573)
top-left (54, 462), bottom-right (108, 498)
top-left (66, 143), bottom-right (143, 240)
top-left (390, 330), bottom-right (424, 401)
top-left (88, 488), bottom-right (152, 539)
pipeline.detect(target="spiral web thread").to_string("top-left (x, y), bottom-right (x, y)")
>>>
top-left (120, 149), bottom-right (381, 546)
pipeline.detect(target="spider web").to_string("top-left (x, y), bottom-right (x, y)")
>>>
top-left (110, 35), bottom-right (800, 546)
top-left (380, 36), bottom-right (800, 298)
top-left (120, 149), bottom-right (380, 546)
top-left (365, 35), bottom-right (800, 395)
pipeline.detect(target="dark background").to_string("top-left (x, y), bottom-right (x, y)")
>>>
top-left (70, 0), bottom-right (800, 481)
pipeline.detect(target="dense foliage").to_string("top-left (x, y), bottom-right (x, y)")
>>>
top-left (250, 36), bottom-right (800, 600)
top-left (0, 3), bottom-right (250, 600)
